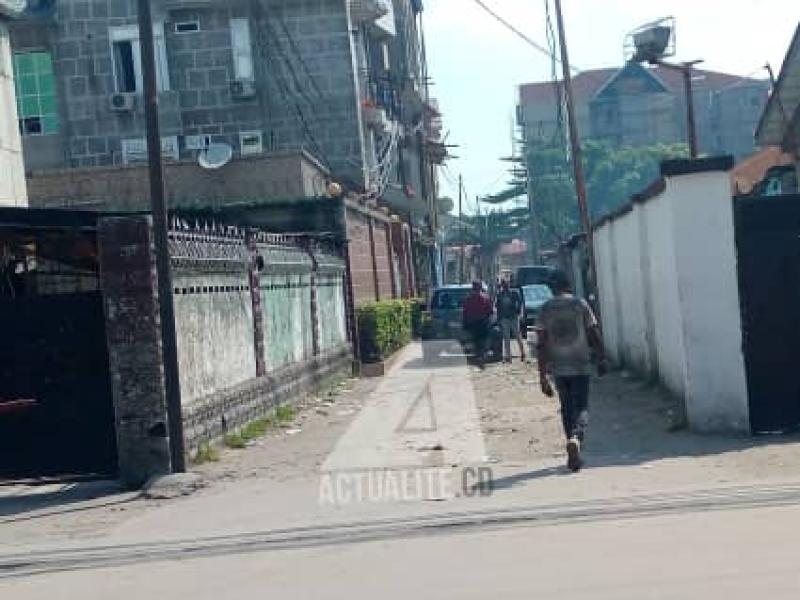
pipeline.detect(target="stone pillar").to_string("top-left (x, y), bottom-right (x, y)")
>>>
top-left (98, 216), bottom-right (172, 487)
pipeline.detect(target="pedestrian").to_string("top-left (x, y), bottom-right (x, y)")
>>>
top-left (495, 279), bottom-right (526, 363)
top-left (462, 280), bottom-right (493, 367)
top-left (536, 270), bottom-right (607, 472)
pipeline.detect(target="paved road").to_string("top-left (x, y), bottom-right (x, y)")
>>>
top-left (3, 499), bottom-right (799, 598)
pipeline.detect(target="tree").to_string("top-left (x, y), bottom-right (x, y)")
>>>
top-left (525, 139), bottom-right (688, 249)
top-left (446, 207), bottom-right (530, 282)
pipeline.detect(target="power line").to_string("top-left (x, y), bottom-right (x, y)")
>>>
top-left (470, 0), bottom-right (579, 73)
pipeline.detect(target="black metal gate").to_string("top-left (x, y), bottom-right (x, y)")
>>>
top-left (0, 292), bottom-right (117, 479)
top-left (735, 193), bottom-right (800, 433)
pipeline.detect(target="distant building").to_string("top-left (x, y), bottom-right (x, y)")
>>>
top-left (0, 0), bottom-right (27, 207)
top-left (518, 62), bottom-right (769, 160)
top-left (756, 23), bottom-right (799, 194)
top-left (8, 0), bottom-right (443, 224)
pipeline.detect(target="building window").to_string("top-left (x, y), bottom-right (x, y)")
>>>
top-left (229, 18), bottom-right (254, 81)
top-left (174, 21), bottom-right (200, 34)
top-left (109, 24), bottom-right (170, 93)
top-left (13, 51), bottom-right (60, 136)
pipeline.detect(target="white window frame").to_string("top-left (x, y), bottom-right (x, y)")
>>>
top-left (229, 18), bottom-right (254, 81)
top-left (173, 20), bottom-right (200, 34)
top-left (109, 23), bottom-right (170, 94)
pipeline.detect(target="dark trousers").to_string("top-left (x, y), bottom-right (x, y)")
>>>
top-left (466, 319), bottom-right (489, 360)
top-left (555, 376), bottom-right (589, 442)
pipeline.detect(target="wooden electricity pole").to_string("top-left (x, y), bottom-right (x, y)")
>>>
top-left (553, 0), bottom-right (598, 299)
top-left (137, 0), bottom-right (185, 472)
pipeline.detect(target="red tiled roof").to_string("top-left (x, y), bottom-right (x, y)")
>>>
top-left (731, 146), bottom-right (794, 194)
top-left (519, 65), bottom-right (757, 106)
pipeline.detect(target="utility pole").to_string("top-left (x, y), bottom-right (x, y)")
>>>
top-left (681, 64), bottom-right (699, 158)
top-left (137, 0), bottom-right (185, 472)
top-left (553, 0), bottom-right (598, 299)
top-left (458, 174), bottom-right (465, 284)
top-left (654, 60), bottom-right (703, 158)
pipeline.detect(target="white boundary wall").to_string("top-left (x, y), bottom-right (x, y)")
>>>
top-left (593, 158), bottom-right (749, 433)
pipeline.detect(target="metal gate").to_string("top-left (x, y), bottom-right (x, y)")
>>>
top-left (0, 292), bottom-right (117, 479)
top-left (734, 193), bottom-right (800, 433)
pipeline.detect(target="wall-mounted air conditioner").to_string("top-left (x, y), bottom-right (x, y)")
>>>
top-left (230, 79), bottom-right (257, 100)
top-left (110, 93), bottom-right (136, 112)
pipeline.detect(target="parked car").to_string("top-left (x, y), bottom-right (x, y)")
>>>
top-left (520, 284), bottom-right (553, 332)
top-left (421, 285), bottom-right (502, 363)
top-left (515, 265), bottom-right (557, 288)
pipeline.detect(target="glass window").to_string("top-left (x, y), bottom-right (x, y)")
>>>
top-left (13, 51), bottom-right (60, 137)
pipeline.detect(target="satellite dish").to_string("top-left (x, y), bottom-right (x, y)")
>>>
top-left (198, 142), bottom-right (233, 170)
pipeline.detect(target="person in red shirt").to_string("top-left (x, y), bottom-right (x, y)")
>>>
top-left (462, 281), bottom-right (493, 366)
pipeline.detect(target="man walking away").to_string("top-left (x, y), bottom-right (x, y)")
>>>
top-left (462, 281), bottom-right (493, 367)
top-left (536, 270), bottom-right (607, 472)
top-left (496, 279), bottom-right (526, 363)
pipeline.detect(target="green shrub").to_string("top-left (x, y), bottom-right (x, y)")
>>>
top-left (357, 299), bottom-right (413, 363)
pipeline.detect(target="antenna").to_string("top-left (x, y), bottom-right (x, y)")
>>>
top-left (624, 16), bottom-right (676, 64)
top-left (198, 142), bottom-right (233, 170)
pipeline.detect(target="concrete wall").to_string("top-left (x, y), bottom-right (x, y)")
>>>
top-left (593, 157), bottom-right (749, 432)
top-left (26, 150), bottom-right (328, 210)
top-left (96, 216), bottom-right (351, 483)
top-left (0, 19), bottom-right (27, 206)
top-left (173, 270), bottom-right (257, 407)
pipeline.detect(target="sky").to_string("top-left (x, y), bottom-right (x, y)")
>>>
top-left (423, 0), bottom-right (799, 210)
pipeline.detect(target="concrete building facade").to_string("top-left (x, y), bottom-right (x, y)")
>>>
top-left (9, 0), bottom-right (442, 223)
top-left (0, 0), bottom-right (27, 207)
top-left (518, 63), bottom-right (769, 161)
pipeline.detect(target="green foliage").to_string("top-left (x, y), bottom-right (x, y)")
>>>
top-left (224, 433), bottom-right (247, 449)
top-left (525, 139), bottom-right (689, 249)
top-left (275, 405), bottom-right (295, 423)
top-left (193, 442), bottom-right (220, 464)
top-left (357, 299), bottom-right (413, 363)
top-left (223, 407), bottom-right (296, 450)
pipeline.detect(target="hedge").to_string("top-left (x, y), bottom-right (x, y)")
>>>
top-left (357, 299), bottom-right (413, 363)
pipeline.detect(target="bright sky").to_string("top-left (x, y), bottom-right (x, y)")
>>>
top-left (424, 0), bottom-right (799, 209)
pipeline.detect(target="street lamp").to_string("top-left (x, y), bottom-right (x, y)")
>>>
top-left (626, 17), bottom-right (702, 159)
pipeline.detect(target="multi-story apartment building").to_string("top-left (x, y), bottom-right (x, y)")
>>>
top-left (8, 0), bottom-right (442, 222)
top-left (518, 62), bottom-right (769, 161)
top-left (0, 0), bottom-right (27, 206)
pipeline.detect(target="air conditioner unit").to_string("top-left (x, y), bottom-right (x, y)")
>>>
top-left (110, 93), bottom-right (136, 112)
top-left (230, 79), bottom-right (257, 100)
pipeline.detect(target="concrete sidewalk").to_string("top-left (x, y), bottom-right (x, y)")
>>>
top-left (3, 342), bottom-right (800, 556)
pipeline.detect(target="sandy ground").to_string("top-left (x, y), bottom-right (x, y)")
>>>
top-left (2, 342), bottom-right (800, 552)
